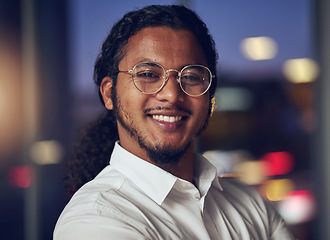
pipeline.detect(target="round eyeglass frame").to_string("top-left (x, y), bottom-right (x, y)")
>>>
top-left (118, 61), bottom-right (215, 97)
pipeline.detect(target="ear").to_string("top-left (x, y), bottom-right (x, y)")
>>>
top-left (100, 76), bottom-right (114, 110)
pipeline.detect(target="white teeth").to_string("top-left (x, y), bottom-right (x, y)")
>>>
top-left (152, 115), bottom-right (182, 122)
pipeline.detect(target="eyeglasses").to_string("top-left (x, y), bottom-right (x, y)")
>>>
top-left (118, 62), bottom-right (215, 97)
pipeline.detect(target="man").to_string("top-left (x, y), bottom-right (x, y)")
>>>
top-left (54, 5), bottom-right (293, 239)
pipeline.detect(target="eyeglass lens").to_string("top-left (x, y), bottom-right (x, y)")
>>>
top-left (132, 62), bottom-right (211, 96)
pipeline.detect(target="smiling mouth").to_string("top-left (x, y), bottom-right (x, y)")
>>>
top-left (145, 107), bottom-right (191, 124)
top-left (152, 115), bottom-right (184, 123)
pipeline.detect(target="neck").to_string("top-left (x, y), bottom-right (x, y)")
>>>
top-left (156, 144), bottom-right (195, 183)
top-left (117, 123), bottom-right (196, 182)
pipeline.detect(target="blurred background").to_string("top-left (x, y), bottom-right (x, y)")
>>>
top-left (0, 0), bottom-right (329, 239)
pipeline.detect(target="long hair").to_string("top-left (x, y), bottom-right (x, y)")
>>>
top-left (65, 5), bottom-right (218, 196)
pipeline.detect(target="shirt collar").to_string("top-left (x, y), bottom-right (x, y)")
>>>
top-left (193, 153), bottom-right (223, 198)
top-left (109, 142), bottom-right (223, 205)
top-left (110, 142), bottom-right (177, 205)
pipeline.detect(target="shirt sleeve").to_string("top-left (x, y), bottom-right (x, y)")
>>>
top-left (265, 200), bottom-right (295, 240)
top-left (53, 214), bottom-right (153, 240)
top-left (218, 177), bottom-right (295, 240)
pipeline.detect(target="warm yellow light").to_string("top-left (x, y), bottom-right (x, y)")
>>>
top-left (0, 83), bottom-right (5, 116)
top-left (283, 58), bottom-right (319, 83)
top-left (235, 161), bottom-right (265, 185)
top-left (0, 38), bottom-right (23, 161)
top-left (263, 179), bottom-right (295, 202)
top-left (241, 36), bottom-right (278, 60)
top-left (29, 140), bottom-right (64, 165)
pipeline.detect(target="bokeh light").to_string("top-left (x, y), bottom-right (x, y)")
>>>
top-left (7, 166), bottom-right (33, 188)
top-left (261, 151), bottom-right (294, 176)
top-left (0, 35), bottom-right (23, 163)
top-left (278, 190), bottom-right (316, 224)
top-left (262, 179), bottom-right (295, 202)
top-left (29, 140), bottom-right (64, 165)
top-left (240, 36), bottom-right (278, 61)
top-left (283, 58), bottom-right (319, 83)
top-left (235, 160), bottom-right (265, 185)
top-left (215, 87), bottom-right (253, 111)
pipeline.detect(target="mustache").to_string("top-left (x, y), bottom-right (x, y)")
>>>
top-left (144, 106), bottom-right (192, 115)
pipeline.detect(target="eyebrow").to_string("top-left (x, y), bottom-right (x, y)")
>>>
top-left (134, 59), bottom-right (207, 70)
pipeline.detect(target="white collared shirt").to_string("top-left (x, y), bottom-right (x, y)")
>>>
top-left (54, 142), bottom-right (293, 240)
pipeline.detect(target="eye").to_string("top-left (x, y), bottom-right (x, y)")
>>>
top-left (135, 70), bottom-right (161, 83)
top-left (181, 74), bottom-right (202, 86)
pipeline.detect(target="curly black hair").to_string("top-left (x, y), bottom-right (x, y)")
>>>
top-left (65, 5), bottom-right (218, 197)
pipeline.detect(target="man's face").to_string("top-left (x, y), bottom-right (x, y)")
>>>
top-left (103, 27), bottom-right (210, 166)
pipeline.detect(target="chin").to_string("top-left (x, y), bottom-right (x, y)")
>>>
top-left (141, 140), bottom-right (192, 167)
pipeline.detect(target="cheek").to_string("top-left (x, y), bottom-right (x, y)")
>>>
top-left (195, 98), bottom-right (210, 123)
top-left (196, 97), bottom-right (210, 115)
top-left (117, 81), bottom-right (134, 104)
top-left (118, 84), bottom-right (148, 113)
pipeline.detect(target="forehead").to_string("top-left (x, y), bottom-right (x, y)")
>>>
top-left (119, 27), bottom-right (207, 68)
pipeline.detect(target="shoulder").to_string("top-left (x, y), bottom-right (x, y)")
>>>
top-left (213, 177), bottom-right (270, 220)
top-left (58, 167), bottom-right (126, 218)
top-left (213, 177), bottom-right (294, 239)
top-left (54, 167), bottom-right (154, 239)
top-left (218, 177), bottom-right (264, 202)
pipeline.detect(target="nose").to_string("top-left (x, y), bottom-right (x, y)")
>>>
top-left (155, 70), bottom-right (184, 103)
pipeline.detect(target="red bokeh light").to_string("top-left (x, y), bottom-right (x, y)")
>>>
top-left (261, 151), bottom-right (294, 176)
top-left (7, 166), bottom-right (33, 188)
